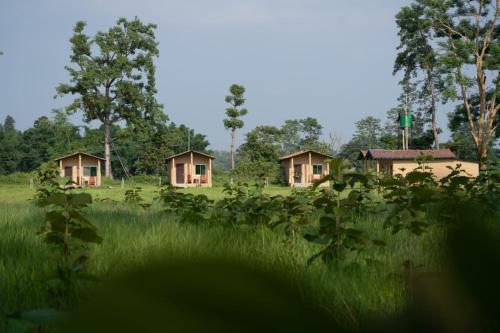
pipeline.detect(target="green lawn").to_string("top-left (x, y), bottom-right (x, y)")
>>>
top-left (0, 183), bottom-right (442, 331)
top-left (0, 184), bottom-right (292, 203)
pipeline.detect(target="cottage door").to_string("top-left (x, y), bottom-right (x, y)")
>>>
top-left (293, 164), bottom-right (302, 183)
top-left (176, 164), bottom-right (185, 184)
top-left (64, 167), bottom-right (72, 177)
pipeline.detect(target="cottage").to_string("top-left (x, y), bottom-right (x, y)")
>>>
top-left (358, 149), bottom-right (479, 179)
top-left (279, 150), bottom-right (333, 187)
top-left (166, 150), bottom-right (215, 188)
top-left (55, 152), bottom-right (105, 187)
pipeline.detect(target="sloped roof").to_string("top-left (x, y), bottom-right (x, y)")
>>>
top-left (166, 150), bottom-right (215, 160)
top-left (357, 150), bottom-right (368, 160)
top-left (364, 149), bottom-right (455, 160)
top-left (279, 150), bottom-right (334, 161)
top-left (54, 152), bottom-right (106, 161)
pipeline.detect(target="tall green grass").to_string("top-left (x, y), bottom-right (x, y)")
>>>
top-left (0, 187), bottom-right (445, 329)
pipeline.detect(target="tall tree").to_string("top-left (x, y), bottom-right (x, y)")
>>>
top-left (279, 118), bottom-right (330, 153)
top-left (419, 0), bottom-right (499, 167)
top-left (0, 115), bottom-right (21, 174)
top-left (234, 126), bottom-right (282, 181)
top-left (223, 84), bottom-right (248, 170)
top-left (56, 18), bottom-right (161, 178)
top-left (394, 3), bottom-right (442, 148)
top-left (341, 116), bottom-right (384, 163)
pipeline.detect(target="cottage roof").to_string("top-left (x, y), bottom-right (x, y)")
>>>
top-left (357, 150), bottom-right (368, 160)
top-left (363, 149), bottom-right (456, 160)
top-left (54, 152), bottom-right (106, 161)
top-left (279, 150), bottom-right (334, 161)
top-left (165, 150), bottom-right (215, 160)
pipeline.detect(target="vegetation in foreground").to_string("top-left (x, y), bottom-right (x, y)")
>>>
top-left (1, 158), bottom-right (499, 332)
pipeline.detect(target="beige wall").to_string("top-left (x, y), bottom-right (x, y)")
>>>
top-left (168, 152), bottom-right (213, 187)
top-left (282, 152), bottom-right (330, 187)
top-left (58, 154), bottom-right (102, 186)
top-left (391, 159), bottom-right (479, 179)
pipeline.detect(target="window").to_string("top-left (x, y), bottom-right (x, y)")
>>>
top-left (195, 164), bottom-right (206, 175)
top-left (313, 164), bottom-right (323, 175)
top-left (84, 166), bottom-right (97, 177)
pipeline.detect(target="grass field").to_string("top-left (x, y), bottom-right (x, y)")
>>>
top-left (0, 183), bottom-right (444, 330)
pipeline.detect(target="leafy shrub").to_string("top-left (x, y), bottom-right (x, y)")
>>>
top-left (124, 187), bottom-right (151, 210)
top-left (35, 161), bottom-right (60, 186)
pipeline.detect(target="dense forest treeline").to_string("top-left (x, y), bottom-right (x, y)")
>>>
top-left (1, 107), bottom-right (497, 181)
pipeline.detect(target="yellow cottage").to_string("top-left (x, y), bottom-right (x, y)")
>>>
top-left (358, 149), bottom-right (479, 179)
top-left (55, 152), bottom-right (105, 187)
top-left (279, 150), bottom-right (333, 187)
top-left (166, 150), bottom-right (215, 188)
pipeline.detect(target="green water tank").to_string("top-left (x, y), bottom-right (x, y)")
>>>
top-left (399, 113), bottom-right (412, 128)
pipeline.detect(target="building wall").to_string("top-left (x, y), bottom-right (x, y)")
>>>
top-left (58, 154), bottom-right (102, 186)
top-left (281, 152), bottom-right (330, 187)
top-left (391, 159), bottom-right (479, 179)
top-left (168, 152), bottom-right (212, 187)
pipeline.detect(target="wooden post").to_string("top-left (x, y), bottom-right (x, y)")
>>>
top-left (97, 159), bottom-right (101, 186)
top-left (159, 177), bottom-right (162, 187)
top-left (59, 160), bottom-right (63, 177)
top-left (78, 153), bottom-right (82, 187)
top-left (30, 178), bottom-right (33, 189)
top-left (208, 158), bottom-right (212, 187)
top-left (121, 177), bottom-right (125, 189)
top-left (290, 157), bottom-right (294, 186)
top-left (171, 158), bottom-right (176, 186)
top-left (376, 161), bottom-right (380, 174)
top-left (308, 152), bottom-right (312, 184)
top-left (190, 151), bottom-right (194, 184)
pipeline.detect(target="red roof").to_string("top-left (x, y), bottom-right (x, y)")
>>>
top-left (364, 149), bottom-right (455, 160)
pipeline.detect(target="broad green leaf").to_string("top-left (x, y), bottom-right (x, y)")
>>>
top-left (72, 227), bottom-right (103, 244)
top-left (69, 193), bottom-right (92, 206)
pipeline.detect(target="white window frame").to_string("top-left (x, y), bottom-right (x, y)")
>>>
top-left (312, 164), bottom-right (323, 176)
top-left (195, 164), bottom-right (207, 176)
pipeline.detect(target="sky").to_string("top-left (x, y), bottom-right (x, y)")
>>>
top-left (0, 0), bottom-right (452, 150)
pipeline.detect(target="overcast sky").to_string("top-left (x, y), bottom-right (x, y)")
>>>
top-left (1, 0), bottom-right (452, 150)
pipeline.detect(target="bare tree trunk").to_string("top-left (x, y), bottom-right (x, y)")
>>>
top-left (104, 122), bottom-right (113, 179)
top-left (426, 68), bottom-right (440, 149)
top-left (230, 129), bottom-right (236, 170)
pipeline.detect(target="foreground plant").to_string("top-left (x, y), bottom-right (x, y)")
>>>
top-left (37, 187), bottom-right (102, 308)
top-left (305, 158), bottom-right (384, 264)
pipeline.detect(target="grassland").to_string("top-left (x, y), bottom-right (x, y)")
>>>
top-left (0, 183), bottom-right (444, 330)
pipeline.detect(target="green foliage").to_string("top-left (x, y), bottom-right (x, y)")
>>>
top-left (223, 84), bottom-right (248, 131)
top-left (224, 84), bottom-right (248, 169)
top-left (157, 186), bottom-right (213, 223)
top-left (305, 158), bottom-right (384, 264)
top-left (56, 18), bottom-right (164, 177)
top-left (124, 187), bottom-right (151, 210)
top-left (35, 161), bottom-right (59, 186)
top-left (35, 187), bottom-right (101, 310)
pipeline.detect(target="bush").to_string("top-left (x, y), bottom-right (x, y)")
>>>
top-left (35, 161), bottom-right (59, 186)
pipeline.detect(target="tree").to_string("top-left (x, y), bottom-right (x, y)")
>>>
top-left (223, 84), bottom-right (248, 170)
top-left (394, 3), bottom-right (443, 148)
top-left (56, 18), bottom-right (161, 178)
top-left (418, 0), bottom-right (499, 167)
top-left (340, 116), bottom-right (384, 163)
top-left (0, 115), bottom-right (22, 174)
top-left (235, 126), bottom-right (283, 181)
top-left (279, 118), bottom-right (330, 154)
